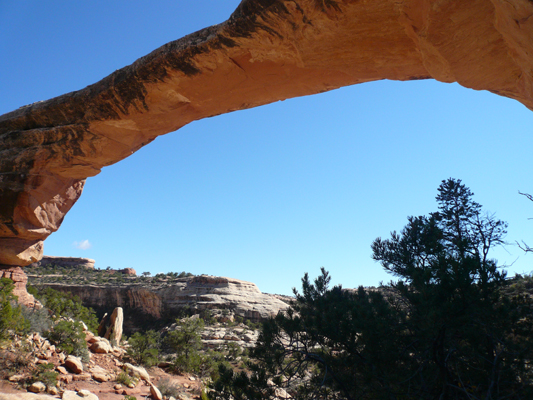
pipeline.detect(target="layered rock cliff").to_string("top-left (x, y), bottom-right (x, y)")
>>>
top-left (35, 275), bottom-right (289, 330)
top-left (1, 0), bottom-right (532, 266)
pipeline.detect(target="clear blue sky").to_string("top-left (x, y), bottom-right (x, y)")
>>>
top-left (1, 1), bottom-right (532, 295)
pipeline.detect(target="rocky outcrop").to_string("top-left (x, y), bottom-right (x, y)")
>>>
top-left (157, 275), bottom-right (290, 321)
top-left (118, 268), bottom-right (136, 276)
top-left (29, 256), bottom-right (95, 270)
top-left (0, 266), bottom-right (38, 308)
top-left (1, 0), bottom-right (533, 266)
top-left (103, 307), bottom-right (124, 346)
top-left (44, 275), bottom-right (289, 326)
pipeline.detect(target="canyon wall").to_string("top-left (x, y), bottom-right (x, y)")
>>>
top-left (1, 0), bottom-right (533, 266)
top-left (42, 275), bottom-right (289, 329)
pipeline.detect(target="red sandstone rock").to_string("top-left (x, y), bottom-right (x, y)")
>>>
top-left (0, 0), bottom-right (532, 265)
top-left (119, 268), bottom-right (136, 276)
top-left (0, 266), bottom-right (38, 308)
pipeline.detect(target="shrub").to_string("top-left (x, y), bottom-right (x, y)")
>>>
top-left (0, 278), bottom-right (28, 340)
top-left (157, 377), bottom-right (181, 398)
top-left (20, 305), bottom-right (53, 334)
top-left (200, 309), bottom-right (216, 325)
top-left (46, 320), bottom-right (89, 362)
top-left (34, 287), bottom-right (98, 332)
top-left (116, 371), bottom-right (136, 387)
top-left (0, 347), bottom-right (32, 379)
top-left (30, 363), bottom-right (58, 387)
top-left (125, 330), bottom-right (160, 367)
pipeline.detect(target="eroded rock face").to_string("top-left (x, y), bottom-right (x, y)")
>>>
top-left (43, 275), bottom-right (289, 325)
top-left (1, 0), bottom-right (533, 265)
top-left (0, 266), bottom-right (38, 308)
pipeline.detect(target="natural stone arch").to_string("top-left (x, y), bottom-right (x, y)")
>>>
top-left (0, 0), bottom-right (532, 266)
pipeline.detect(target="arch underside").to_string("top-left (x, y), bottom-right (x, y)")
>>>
top-left (0, 0), bottom-right (532, 266)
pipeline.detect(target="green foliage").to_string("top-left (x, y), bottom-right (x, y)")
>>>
top-left (125, 330), bottom-right (161, 367)
top-left (122, 396), bottom-right (137, 400)
top-left (30, 363), bottom-right (59, 387)
top-left (116, 371), bottom-right (135, 386)
top-left (244, 319), bottom-right (260, 330)
top-left (209, 362), bottom-right (274, 400)
top-left (34, 287), bottom-right (98, 332)
top-left (210, 179), bottom-right (533, 400)
top-left (46, 320), bottom-right (89, 362)
top-left (0, 278), bottom-right (28, 340)
top-left (200, 309), bottom-right (216, 325)
top-left (165, 317), bottom-right (206, 374)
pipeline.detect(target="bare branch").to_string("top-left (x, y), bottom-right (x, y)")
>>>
top-left (516, 240), bottom-right (533, 253)
top-left (518, 191), bottom-right (533, 202)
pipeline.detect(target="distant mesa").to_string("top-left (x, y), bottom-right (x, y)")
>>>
top-left (29, 256), bottom-right (95, 270)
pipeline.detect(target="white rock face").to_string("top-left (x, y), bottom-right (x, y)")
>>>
top-left (41, 275), bottom-right (290, 324)
top-left (158, 275), bottom-right (289, 321)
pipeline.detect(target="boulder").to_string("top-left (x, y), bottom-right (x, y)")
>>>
top-left (64, 355), bottom-right (83, 374)
top-left (72, 372), bottom-right (92, 381)
top-left (27, 382), bottom-right (46, 393)
top-left (150, 384), bottom-right (162, 400)
top-left (8, 374), bottom-right (25, 382)
top-left (123, 363), bottom-right (151, 382)
top-left (89, 338), bottom-right (112, 354)
top-left (56, 366), bottom-right (68, 375)
top-left (90, 365), bottom-right (110, 382)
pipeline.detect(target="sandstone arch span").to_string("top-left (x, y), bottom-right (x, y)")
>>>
top-left (0, 0), bottom-right (532, 267)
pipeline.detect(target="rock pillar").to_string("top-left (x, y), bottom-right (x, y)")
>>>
top-left (0, 265), bottom-right (39, 308)
top-left (104, 307), bottom-right (124, 347)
